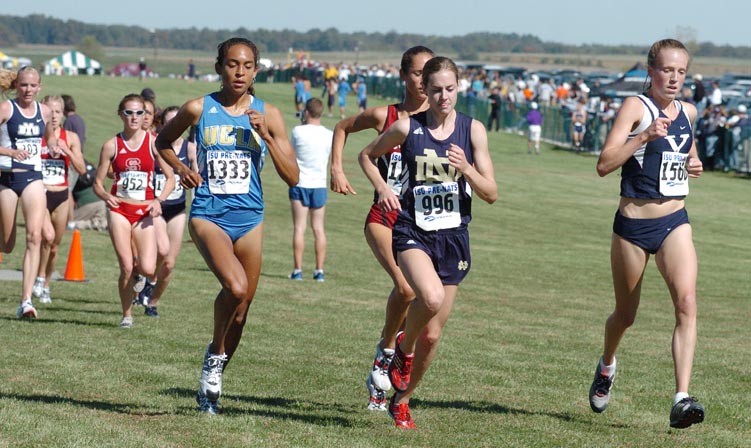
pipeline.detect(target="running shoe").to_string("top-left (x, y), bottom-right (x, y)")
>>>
top-left (388, 394), bottom-right (416, 429)
top-left (144, 305), bottom-right (159, 318)
top-left (388, 331), bottom-right (414, 393)
top-left (313, 270), bottom-right (325, 282)
top-left (138, 281), bottom-right (155, 306)
top-left (32, 277), bottom-right (44, 299)
top-left (669, 397), bottom-right (705, 429)
top-left (39, 287), bottom-right (51, 304)
top-left (365, 374), bottom-right (387, 411)
top-left (200, 345), bottom-right (227, 401)
top-left (370, 340), bottom-right (395, 392)
top-left (288, 270), bottom-right (303, 280)
top-left (17, 299), bottom-right (38, 319)
top-left (133, 274), bottom-right (146, 293)
top-left (119, 316), bottom-right (134, 328)
top-left (589, 361), bottom-right (616, 413)
top-left (196, 389), bottom-right (219, 415)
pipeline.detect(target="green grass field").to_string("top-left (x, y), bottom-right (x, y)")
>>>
top-left (0, 78), bottom-right (749, 447)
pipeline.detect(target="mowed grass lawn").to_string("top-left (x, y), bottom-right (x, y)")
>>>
top-left (0, 76), bottom-right (749, 447)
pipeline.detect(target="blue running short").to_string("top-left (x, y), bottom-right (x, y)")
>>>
top-left (392, 223), bottom-right (471, 285)
top-left (191, 208), bottom-right (263, 242)
top-left (289, 186), bottom-right (327, 209)
top-left (613, 208), bottom-right (690, 254)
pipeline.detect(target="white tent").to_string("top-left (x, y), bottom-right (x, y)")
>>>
top-left (0, 51), bottom-right (32, 70)
top-left (44, 51), bottom-right (102, 76)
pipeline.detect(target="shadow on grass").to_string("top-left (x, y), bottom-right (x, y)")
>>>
top-left (0, 392), bottom-right (170, 417)
top-left (411, 398), bottom-right (622, 427)
top-left (0, 315), bottom-right (114, 328)
top-left (163, 387), bottom-right (355, 426)
top-left (44, 306), bottom-right (120, 316)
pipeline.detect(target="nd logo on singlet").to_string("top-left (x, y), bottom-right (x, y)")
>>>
top-left (415, 149), bottom-right (458, 182)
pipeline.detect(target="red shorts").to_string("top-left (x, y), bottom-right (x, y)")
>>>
top-left (110, 201), bottom-right (151, 225)
top-left (364, 202), bottom-right (398, 230)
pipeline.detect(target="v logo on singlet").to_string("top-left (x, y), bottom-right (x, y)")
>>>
top-left (665, 134), bottom-right (690, 152)
top-left (415, 149), bottom-right (457, 183)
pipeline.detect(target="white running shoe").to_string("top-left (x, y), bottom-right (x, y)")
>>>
top-left (133, 274), bottom-right (147, 293)
top-left (366, 374), bottom-right (387, 411)
top-left (196, 389), bottom-right (219, 415)
top-left (39, 287), bottom-right (52, 304)
top-left (370, 340), bottom-right (395, 392)
top-left (32, 277), bottom-right (44, 299)
top-left (17, 299), bottom-right (38, 319)
top-left (200, 345), bottom-right (228, 401)
top-left (119, 316), bottom-right (134, 328)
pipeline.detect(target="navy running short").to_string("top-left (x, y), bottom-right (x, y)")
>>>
top-left (161, 201), bottom-right (186, 222)
top-left (392, 223), bottom-right (471, 285)
top-left (613, 207), bottom-right (690, 254)
top-left (289, 186), bottom-right (327, 209)
top-left (0, 170), bottom-right (43, 196)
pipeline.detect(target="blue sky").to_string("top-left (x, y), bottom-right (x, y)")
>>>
top-left (3, 0), bottom-right (747, 46)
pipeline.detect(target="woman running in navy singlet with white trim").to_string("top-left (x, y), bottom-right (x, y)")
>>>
top-left (590, 38), bottom-right (705, 429)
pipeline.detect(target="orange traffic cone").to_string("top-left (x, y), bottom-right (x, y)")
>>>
top-left (63, 229), bottom-right (86, 282)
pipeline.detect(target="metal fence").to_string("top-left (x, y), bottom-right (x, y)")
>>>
top-left (264, 68), bottom-right (751, 173)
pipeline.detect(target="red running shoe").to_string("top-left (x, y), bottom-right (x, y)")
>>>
top-left (388, 331), bottom-right (414, 393)
top-left (388, 394), bottom-right (416, 429)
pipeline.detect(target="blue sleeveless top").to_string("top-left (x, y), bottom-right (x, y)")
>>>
top-left (191, 93), bottom-right (267, 215)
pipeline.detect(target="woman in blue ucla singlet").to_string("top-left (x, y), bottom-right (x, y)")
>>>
top-left (590, 39), bottom-right (705, 429)
top-left (329, 46), bottom-right (435, 411)
top-left (359, 56), bottom-right (497, 429)
top-left (155, 37), bottom-right (299, 415)
top-left (0, 66), bottom-right (59, 319)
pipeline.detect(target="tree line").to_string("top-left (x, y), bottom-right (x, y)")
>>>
top-left (2, 14), bottom-right (751, 60)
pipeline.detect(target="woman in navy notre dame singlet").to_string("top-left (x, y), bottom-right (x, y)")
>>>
top-left (155, 37), bottom-right (299, 415)
top-left (591, 39), bottom-right (705, 429)
top-left (330, 46), bottom-right (436, 411)
top-left (359, 56), bottom-right (497, 429)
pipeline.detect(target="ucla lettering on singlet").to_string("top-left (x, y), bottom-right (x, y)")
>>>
top-left (202, 125), bottom-right (262, 150)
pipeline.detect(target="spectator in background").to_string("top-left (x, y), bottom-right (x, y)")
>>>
top-left (556, 82), bottom-right (570, 106)
top-left (572, 97), bottom-right (588, 150)
top-left (288, 98), bottom-right (333, 281)
top-left (692, 74), bottom-right (705, 103)
top-left (139, 57), bottom-right (147, 81)
top-left (726, 104), bottom-right (749, 171)
top-left (62, 94), bottom-right (86, 152)
top-left (326, 76), bottom-right (338, 117)
top-left (294, 75), bottom-right (306, 113)
top-left (537, 79), bottom-right (554, 107)
top-left (355, 77), bottom-right (367, 113)
top-left (70, 159), bottom-right (107, 231)
top-left (487, 86), bottom-right (501, 132)
top-left (526, 101), bottom-right (543, 154)
top-left (702, 106), bottom-right (726, 170)
top-left (187, 59), bottom-right (196, 82)
top-left (709, 80), bottom-right (722, 107)
top-left (338, 75), bottom-right (352, 118)
top-left (692, 74), bottom-right (706, 114)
